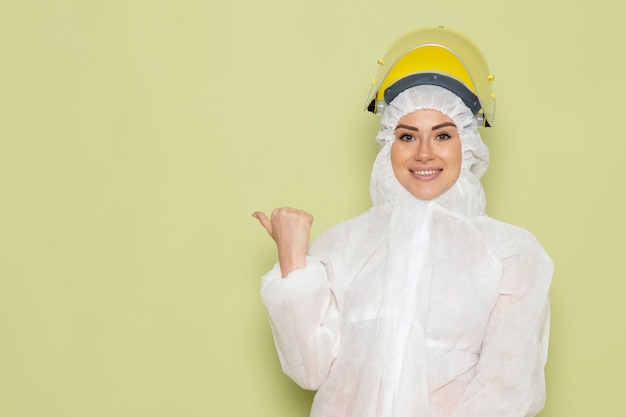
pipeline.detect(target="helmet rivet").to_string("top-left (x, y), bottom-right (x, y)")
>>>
top-left (490, 92), bottom-right (496, 99)
top-left (487, 74), bottom-right (495, 81)
top-left (371, 78), bottom-right (377, 86)
top-left (377, 59), bottom-right (384, 65)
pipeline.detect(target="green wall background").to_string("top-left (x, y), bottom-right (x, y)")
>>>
top-left (1, 1), bottom-right (624, 416)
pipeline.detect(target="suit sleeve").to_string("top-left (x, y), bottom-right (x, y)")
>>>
top-left (260, 256), bottom-right (343, 390)
top-left (450, 239), bottom-right (553, 417)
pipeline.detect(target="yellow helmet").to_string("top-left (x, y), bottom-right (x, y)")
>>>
top-left (365, 26), bottom-right (496, 127)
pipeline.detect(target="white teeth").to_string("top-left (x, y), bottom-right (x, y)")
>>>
top-left (411, 170), bottom-right (439, 175)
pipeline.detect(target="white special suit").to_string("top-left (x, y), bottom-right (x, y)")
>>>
top-left (260, 86), bottom-right (553, 417)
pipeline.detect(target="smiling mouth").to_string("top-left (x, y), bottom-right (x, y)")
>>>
top-left (410, 169), bottom-right (441, 175)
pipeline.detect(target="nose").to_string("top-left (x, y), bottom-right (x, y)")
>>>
top-left (414, 140), bottom-right (435, 162)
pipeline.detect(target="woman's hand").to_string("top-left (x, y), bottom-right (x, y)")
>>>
top-left (252, 208), bottom-right (314, 278)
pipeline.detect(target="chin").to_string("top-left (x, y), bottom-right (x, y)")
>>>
top-left (406, 185), bottom-right (454, 200)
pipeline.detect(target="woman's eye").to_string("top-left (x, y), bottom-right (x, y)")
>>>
top-left (436, 133), bottom-right (451, 141)
top-left (399, 133), bottom-right (414, 142)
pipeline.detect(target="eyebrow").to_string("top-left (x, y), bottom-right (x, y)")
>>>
top-left (395, 121), bottom-right (457, 132)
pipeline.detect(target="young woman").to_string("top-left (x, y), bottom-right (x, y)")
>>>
top-left (253, 27), bottom-right (552, 417)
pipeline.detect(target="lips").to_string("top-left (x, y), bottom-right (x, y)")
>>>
top-left (410, 169), bottom-right (441, 176)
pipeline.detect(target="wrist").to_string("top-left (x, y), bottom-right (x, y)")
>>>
top-left (278, 253), bottom-right (306, 278)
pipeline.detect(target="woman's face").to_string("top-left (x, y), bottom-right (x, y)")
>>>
top-left (391, 109), bottom-right (462, 200)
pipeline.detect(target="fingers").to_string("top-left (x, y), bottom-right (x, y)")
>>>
top-left (267, 208), bottom-right (313, 254)
top-left (252, 211), bottom-right (273, 236)
top-left (253, 207), bottom-right (314, 277)
top-left (263, 208), bottom-right (313, 277)
top-left (270, 207), bottom-right (314, 228)
top-left (252, 208), bottom-right (314, 242)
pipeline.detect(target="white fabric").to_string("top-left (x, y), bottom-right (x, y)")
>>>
top-left (261, 85), bottom-right (553, 417)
